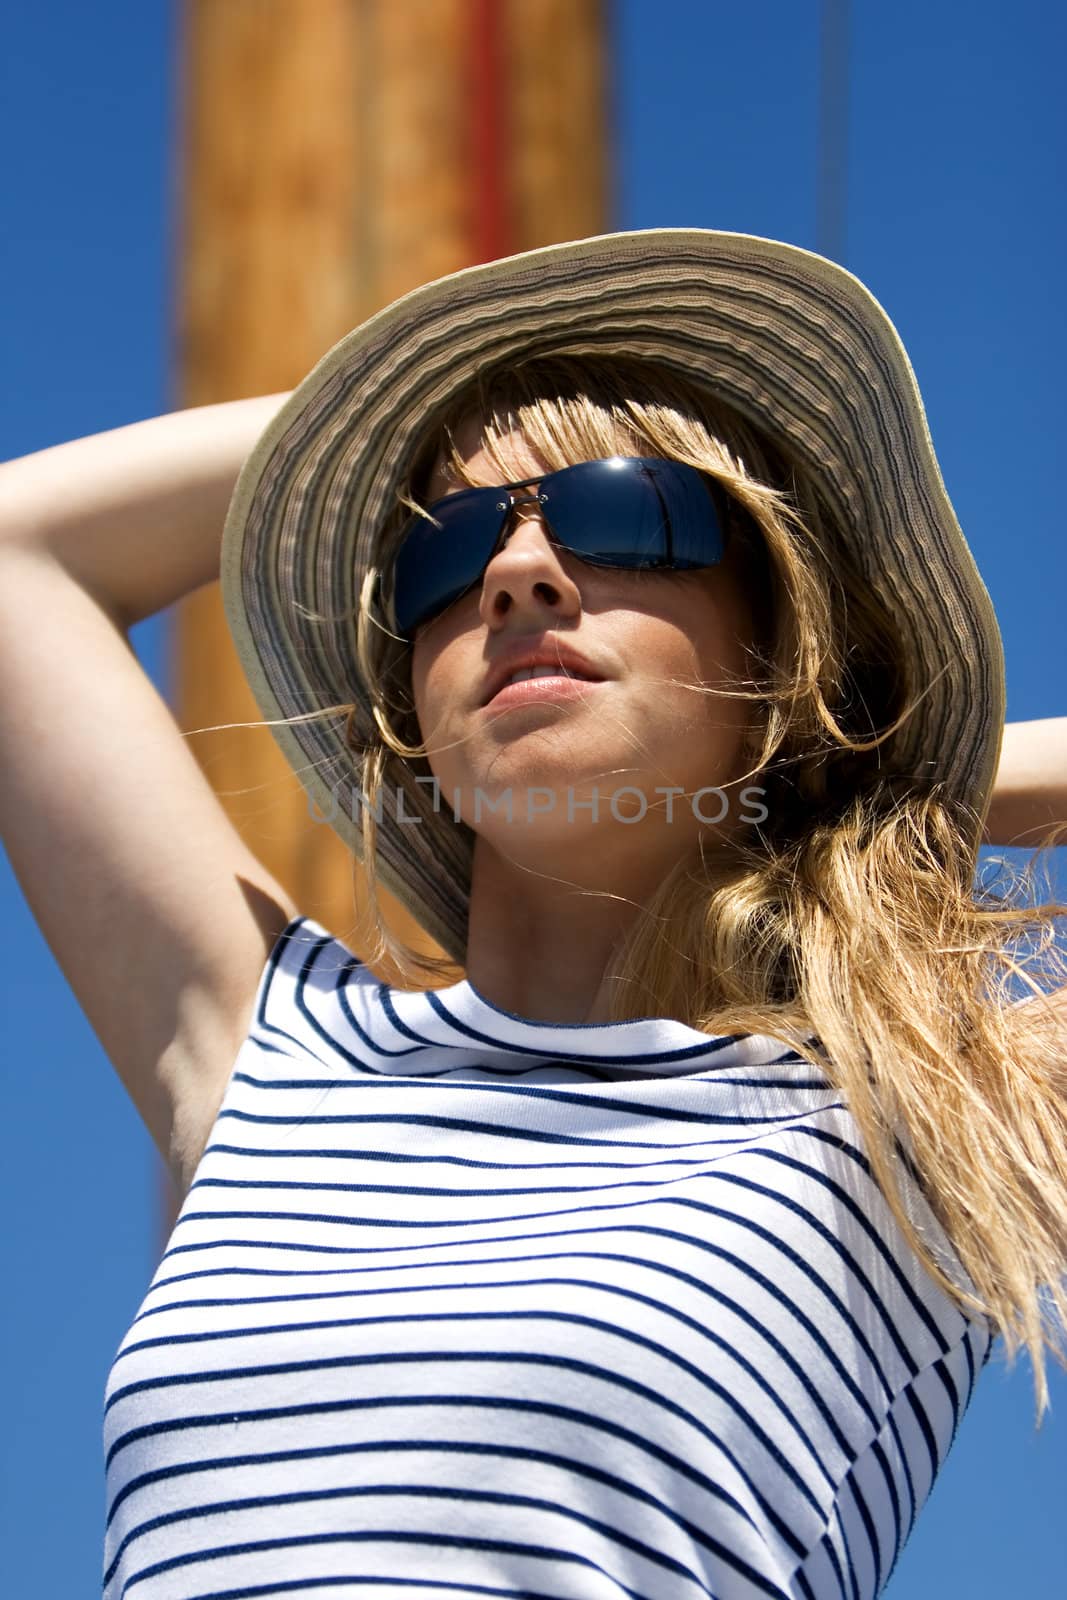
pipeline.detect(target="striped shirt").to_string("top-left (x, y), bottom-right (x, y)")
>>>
top-left (103, 915), bottom-right (992, 1600)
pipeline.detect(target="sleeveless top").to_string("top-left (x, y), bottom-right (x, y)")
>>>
top-left (103, 915), bottom-right (992, 1600)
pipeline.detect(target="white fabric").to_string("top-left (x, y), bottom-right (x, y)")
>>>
top-left (103, 916), bottom-right (991, 1599)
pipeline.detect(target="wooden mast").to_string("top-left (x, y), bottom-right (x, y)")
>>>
top-left (170, 0), bottom-right (611, 979)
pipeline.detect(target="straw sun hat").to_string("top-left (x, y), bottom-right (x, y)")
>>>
top-left (220, 228), bottom-right (1005, 963)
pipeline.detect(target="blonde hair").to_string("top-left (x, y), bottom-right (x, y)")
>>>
top-left (347, 353), bottom-right (1067, 1424)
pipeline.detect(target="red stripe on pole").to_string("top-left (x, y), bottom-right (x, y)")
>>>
top-left (467, 0), bottom-right (512, 264)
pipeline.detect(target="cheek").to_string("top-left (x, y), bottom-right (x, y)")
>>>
top-left (409, 638), bottom-right (430, 728)
top-left (410, 621), bottom-right (448, 705)
top-left (695, 569), bottom-right (755, 663)
top-left (410, 629), bottom-right (465, 738)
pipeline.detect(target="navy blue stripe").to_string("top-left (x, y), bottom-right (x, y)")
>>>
top-left (214, 1089), bottom-right (839, 1130)
top-left (180, 1155), bottom-right (874, 1211)
top-left (870, 1434), bottom-right (901, 1574)
top-left (787, 1123), bottom-right (872, 1177)
top-left (885, 1409), bottom-right (917, 1543)
top-left (187, 1155), bottom-right (848, 1199)
top-left (106, 1429), bottom-right (763, 1536)
top-left (809, 1529), bottom-right (848, 1600)
top-left (932, 1354), bottom-right (962, 1443)
top-left (962, 1327), bottom-right (977, 1401)
top-left (842, 1463), bottom-right (881, 1596)
top-left (230, 1066), bottom-right (834, 1093)
top-left (872, 1440), bottom-right (904, 1594)
top-left (793, 1566), bottom-right (819, 1600)
top-left (842, 1501), bottom-right (863, 1600)
top-left (250, 922), bottom-right (316, 1048)
top-left (184, 1580), bottom-right (568, 1599)
top-left (118, 1522), bottom-right (711, 1600)
top-left (197, 1125), bottom-right (850, 1164)
top-left (903, 1381), bottom-right (940, 1484)
top-left (186, 1126), bottom-right (832, 1183)
top-left (425, 980), bottom-right (745, 1050)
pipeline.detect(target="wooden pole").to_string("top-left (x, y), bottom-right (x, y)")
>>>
top-left (169, 0), bottom-right (612, 988)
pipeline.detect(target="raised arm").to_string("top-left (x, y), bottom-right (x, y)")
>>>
top-left (982, 717), bottom-right (1067, 849)
top-left (0, 394), bottom-right (300, 1194)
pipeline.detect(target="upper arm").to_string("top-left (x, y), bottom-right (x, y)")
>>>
top-left (1012, 984), bottom-right (1067, 1016)
top-left (1009, 981), bottom-right (1067, 1086)
top-left (0, 546), bottom-right (299, 1189)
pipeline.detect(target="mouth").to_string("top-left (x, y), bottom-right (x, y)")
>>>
top-left (482, 671), bottom-right (606, 710)
top-left (480, 649), bottom-right (606, 707)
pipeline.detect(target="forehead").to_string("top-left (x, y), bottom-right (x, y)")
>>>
top-left (424, 411), bottom-right (552, 501)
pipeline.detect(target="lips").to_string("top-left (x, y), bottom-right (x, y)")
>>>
top-left (480, 641), bottom-right (605, 707)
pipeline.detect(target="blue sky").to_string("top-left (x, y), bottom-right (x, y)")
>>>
top-left (1, 2), bottom-right (1064, 1595)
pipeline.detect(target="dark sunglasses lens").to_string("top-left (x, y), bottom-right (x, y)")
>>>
top-left (391, 487), bottom-right (503, 636)
top-left (543, 458), bottom-right (726, 569)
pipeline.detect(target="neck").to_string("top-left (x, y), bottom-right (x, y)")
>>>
top-left (462, 825), bottom-right (692, 1024)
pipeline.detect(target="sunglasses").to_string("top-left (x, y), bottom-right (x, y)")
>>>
top-left (382, 455), bottom-right (732, 639)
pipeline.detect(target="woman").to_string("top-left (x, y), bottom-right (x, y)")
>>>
top-left (2, 229), bottom-right (1065, 1599)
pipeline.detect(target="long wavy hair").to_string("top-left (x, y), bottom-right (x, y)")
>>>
top-left (341, 353), bottom-right (1067, 1423)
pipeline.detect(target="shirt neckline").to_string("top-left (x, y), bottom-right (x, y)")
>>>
top-left (458, 974), bottom-right (709, 1035)
top-left (418, 972), bottom-right (755, 1061)
top-left (287, 914), bottom-right (790, 1065)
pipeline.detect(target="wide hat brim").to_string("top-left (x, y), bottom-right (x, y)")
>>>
top-left (221, 227), bottom-right (1005, 965)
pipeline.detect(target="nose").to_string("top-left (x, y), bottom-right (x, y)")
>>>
top-left (478, 492), bottom-right (583, 628)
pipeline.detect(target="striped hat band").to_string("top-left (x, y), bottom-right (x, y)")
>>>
top-left (220, 228), bottom-right (1005, 964)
